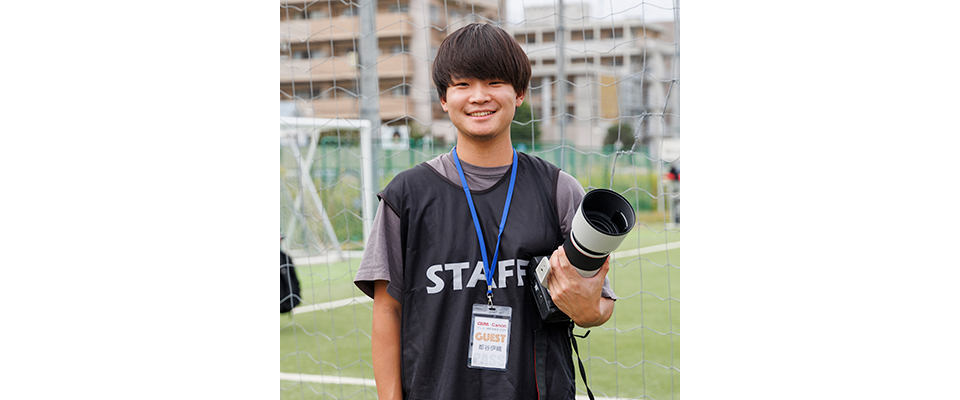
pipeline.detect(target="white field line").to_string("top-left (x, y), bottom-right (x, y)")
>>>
top-left (291, 295), bottom-right (373, 315)
top-left (279, 372), bottom-right (628, 400)
top-left (611, 241), bottom-right (680, 259)
top-left (279, 372), bottom-right (376, 387)
top-left (291, 250), bottom-right (365, 266)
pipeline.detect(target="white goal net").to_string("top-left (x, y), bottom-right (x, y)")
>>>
top-left (280, 1), bottom-right (679, 399)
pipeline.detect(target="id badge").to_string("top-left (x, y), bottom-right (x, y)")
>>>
top-left (467, 304), bottom-right (512, 371)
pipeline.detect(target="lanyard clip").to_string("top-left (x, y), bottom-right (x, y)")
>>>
top-left (487, 292), bottom-right (493, 308)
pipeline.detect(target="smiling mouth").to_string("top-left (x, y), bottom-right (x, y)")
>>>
top-left (468, 111), bottom-right (495, 117)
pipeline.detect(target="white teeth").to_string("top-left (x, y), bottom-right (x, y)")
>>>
top-left (469, 111), bottom-right (493, 117)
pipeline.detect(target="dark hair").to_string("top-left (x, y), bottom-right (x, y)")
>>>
top-left (432, 23), bottom-right (531, 101)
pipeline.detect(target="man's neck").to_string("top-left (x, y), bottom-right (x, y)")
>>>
top-left (454, 136), bottom-right (515, 167)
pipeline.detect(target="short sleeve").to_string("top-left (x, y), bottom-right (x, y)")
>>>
top-left (354, 199), bottom-right (403, 301)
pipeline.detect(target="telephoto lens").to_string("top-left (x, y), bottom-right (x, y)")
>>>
top-left (562, 189), bottom-right (636, 277)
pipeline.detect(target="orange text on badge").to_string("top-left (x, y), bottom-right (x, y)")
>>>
top-left (475, 332), bottom-right (507, 343)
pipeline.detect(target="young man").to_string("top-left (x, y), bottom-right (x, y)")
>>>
top-left (354, 23), bottom-right (615, 400)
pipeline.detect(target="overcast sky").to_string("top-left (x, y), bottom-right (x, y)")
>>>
top-left (506, 0), bottom-right (677, 24)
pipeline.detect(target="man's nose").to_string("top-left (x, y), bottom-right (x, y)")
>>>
top-left (468, 86), bottom-right (491, 103)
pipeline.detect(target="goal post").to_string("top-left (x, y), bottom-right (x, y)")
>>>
top-left (280, 116), bottom-right (376, 252)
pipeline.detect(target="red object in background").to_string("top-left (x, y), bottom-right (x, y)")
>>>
top-left (665, 172), bottom-right (677, 181)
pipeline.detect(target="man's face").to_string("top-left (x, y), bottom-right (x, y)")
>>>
top-left (440, 77), bottom-right (524, 143)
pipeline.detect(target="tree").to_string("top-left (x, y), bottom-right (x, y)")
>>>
top-left (511, 100), bottom-right (541, 147)
top-left (604, 121), bottom-right (636, 150)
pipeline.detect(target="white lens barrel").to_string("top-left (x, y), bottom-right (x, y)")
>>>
top-left (562, 189), bottom-right (636, 276)
top-left (570, 208), bottom-right (627, 255)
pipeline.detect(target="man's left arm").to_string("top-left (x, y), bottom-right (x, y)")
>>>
top-left (546, 246), bottom-right (615, 328)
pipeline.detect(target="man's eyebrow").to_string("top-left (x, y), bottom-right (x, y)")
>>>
top-left (451, 76), bottom-right (508, 81)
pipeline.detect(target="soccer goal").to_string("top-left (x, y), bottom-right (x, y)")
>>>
top-left (280, 116), bottom-right (376, 260)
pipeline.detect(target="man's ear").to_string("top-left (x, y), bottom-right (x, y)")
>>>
top-left (515, 89), bottom-right (525, 107)
top-left (440, 95), bottom-right (448, 112)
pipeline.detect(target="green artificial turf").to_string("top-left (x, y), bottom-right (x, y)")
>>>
top-left (281, 224), bottom-right (679, 399)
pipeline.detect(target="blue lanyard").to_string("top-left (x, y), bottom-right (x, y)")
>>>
top-left (451, 147), bottom-right (518, 305)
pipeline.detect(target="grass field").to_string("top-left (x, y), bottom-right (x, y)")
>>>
top-left (281, 222), bottom-right (679, 399)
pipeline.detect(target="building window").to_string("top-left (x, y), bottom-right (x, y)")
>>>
top-left (391, 43), bottom-right (407, 54)
top-left (286, 9), bottom-right (306, 20)
top-left (601, 56), bottom-right (624, 66)
top-left (308, 9), bottom-right (328, 19)
top-left (389, 4), bottom-right (409, 13)
top-left (336, 44), bottom-right (356, 57)
top-left (632, 27), bottom-right (652, 39)
top-left (571, 29), bottom-right (593, 41)
top-left (542, 59), bottom-right (556, 66)
top-left (342, 6), bottom-right (356, 16)
top-left (391, 85), bottom-right (410, 97)
top-left (333, 83), bottom-right (357, 96)
top-left (601, 28), bottom-right (624, 39)
top-left (530, 78), bottom-right (542, 96)
top-left (514, 33), bottom-right (531, 44)
top-left (429, 5), bottom-right (440, 24)
top-left (542, 31), bottom-right (555, 43)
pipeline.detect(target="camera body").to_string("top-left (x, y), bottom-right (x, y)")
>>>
top-left (528, 189), bottom-right (636, 323)
top-left (528, 256), bottom-right (571, 323)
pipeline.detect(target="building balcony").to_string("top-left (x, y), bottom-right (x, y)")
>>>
top-left (281, 53), bottom-right (416, 83)
top-left (300, 96), bottom-right (416, 121)
top-left (281, 12), bottom-right (415, 44)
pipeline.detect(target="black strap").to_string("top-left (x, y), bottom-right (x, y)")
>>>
top-left (534, 328), bottom-right (547, 399)
top-left (569, 323), bottom-right (595, 400)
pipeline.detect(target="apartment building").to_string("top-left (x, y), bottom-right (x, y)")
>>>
top-left (506, 5), bottom-right (679, 149)
top-left (280, 1), bottom-right (676, 149)
top-left (280, 0), bottom-right (504, 142)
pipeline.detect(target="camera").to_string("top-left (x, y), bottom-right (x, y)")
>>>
top-left (529, 189), bottom-right (636, 322)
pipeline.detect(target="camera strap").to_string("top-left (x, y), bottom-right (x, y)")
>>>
top-left (569, 323), bottom-right (596, 400)
top-left (452, 147), bottom-right (518, 305)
